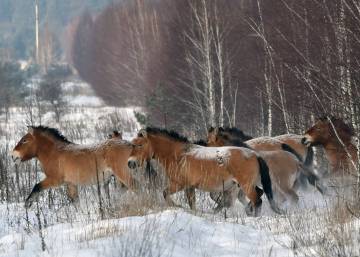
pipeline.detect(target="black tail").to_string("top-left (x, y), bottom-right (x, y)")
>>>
top-left (304, 147), bottom-right (314, 167)
top-left (281, 143), bottom-right (303, 162)
top-left (257, 156), bottom-right (284, 214)
top-left (257, 156), bottom-right (273, 201)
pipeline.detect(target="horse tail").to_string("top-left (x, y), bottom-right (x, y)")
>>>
top-left (299, 163), bottom-right (326, 194)
top-left (281, 143), bottom-right (302, 162)
top-left (304, 146), bottom-right (314, 167)
top-left (257, 156), bottom-right (283, 214)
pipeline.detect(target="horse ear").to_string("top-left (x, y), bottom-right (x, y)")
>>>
top-left (208, 127), bottom-right (214, 133)
top-left (27, 126), bottom-right (34, 135)
top-left (139, 129), bottom-right (147, 138)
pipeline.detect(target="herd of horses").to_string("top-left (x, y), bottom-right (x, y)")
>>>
top-left (11, 116), bottom-right (358, 216)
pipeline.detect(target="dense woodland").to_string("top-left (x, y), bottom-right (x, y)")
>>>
top-left (70, 0), bottom-right (360, 137)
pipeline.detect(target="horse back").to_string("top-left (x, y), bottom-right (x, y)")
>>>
top-left (60, 140), bottom-right (132, 185)
top-left (274, 134), bottom-right (307, 161)
top-left (246, 137), bottom-right (283, 151)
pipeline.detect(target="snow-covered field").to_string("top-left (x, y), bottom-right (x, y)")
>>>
top-left (0, 81), bottom-right (358, 257)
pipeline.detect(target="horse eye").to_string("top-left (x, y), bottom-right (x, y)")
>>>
top-left (21, 139), bottom-right (27, 144)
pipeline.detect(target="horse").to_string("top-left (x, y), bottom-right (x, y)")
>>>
top-left (206, 127), bottom-right (324, 210)
top-left (302, 116), bottom-right (358, 175)
top-left (12, 126), bottom-right (140, 208)
top-left (209, 127), bottom-right (315, 186)
top-left (127, 127), bottom-right (283, 216)
top-left (208, 127), bottom-right (313, 167)
top-left (107, 130), bottom-right (159, 189)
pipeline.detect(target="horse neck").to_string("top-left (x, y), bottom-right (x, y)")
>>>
top-left (324, 140), bottom-right (358, 164)
top-left (149, 135), bottom-right (185, 170)
top-left (35, 134), bottom-right (65, 166)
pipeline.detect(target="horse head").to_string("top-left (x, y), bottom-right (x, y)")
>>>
top-left (12, 126), bottom-right (38, 164)
top-left (128, 129), bottom-right (153, 169)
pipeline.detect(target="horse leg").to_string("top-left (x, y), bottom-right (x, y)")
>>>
top-left (163, 182), bottom-right (184, 207)
top-left (213, 189), bottom-right (234, 213)
top-left (210, 192), bottom-right (222, 205)
top-left (185, 187), bottom-right (196, 210)
top-left (103, 175), bottom-right (117, 201)
top-left (299, 163), bottom-right (327, 194)
top-left (66, 183), bottom-right (79, 203)
top-left (237, 188), bottom-right (247, 206)
top-left (282, 187), bottom-right (299, 203)
top-left (242, 187), bottom-right (263, 217)
top-left (211, 188), bottom-right (236, 212)
top-left (25, 177), bottom-right (62, 208)
top-left (113, 167), bottom-right (140, 192)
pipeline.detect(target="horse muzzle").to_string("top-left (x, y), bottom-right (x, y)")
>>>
top-left (301, 135), bottom-right (312, 147)
top-left (11, 151), bottom-right (22, 164)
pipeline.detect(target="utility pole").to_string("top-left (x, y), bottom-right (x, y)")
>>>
top-left (35, 0), bottom-right (39, 63)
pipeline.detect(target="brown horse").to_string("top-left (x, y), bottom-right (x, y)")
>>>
top-left (207, 127), bottom-right (324, 209)
top-left (12, 126), bottom-right (139, 208)
top-left (209, 127), bottom-right (315, 187)
top-left (127, 127), bottom-right (283, 216)
top-left (208, 127), bottom-right (313, 167)
top-left (303, 116), bottom-right (358, 175)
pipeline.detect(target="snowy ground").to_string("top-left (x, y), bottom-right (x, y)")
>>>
top-left (0, 205), bottom-right (295, 257)
top-left (0, 81), bottom-right (358, 257)
top-left (0, 186), bottom-right (357, 257)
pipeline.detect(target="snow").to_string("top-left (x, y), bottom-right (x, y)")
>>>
top-left (0, 206), bottom-right (295, 257)
top-left (65, 95), bottom-right (104, 107)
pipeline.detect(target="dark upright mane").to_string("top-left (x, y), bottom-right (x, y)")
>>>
top-left (142, 127), bottom-right (189, 143)
top-left (31, 126), bottom-right (72, 144)
top-left (193, 139), bottom-right (208, 146)
top-left (221, 127), bottom-right (253, 140)
top-left (318, 116), bottom-right (355, 137)
top-left (227, 139), bottom-right (252, 149)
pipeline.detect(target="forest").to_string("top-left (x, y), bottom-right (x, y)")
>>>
top-left (70, 0), bottom-right (360, 137)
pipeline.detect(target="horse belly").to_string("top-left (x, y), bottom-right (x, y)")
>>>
top-left (200, 178), bottom-right (237, 192)
top-left (62, 156), bottom-right (108, 185)
top-left (196, 171), bottom-right (234, 192)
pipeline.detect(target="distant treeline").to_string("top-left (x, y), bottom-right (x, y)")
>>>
top-left (70, 0), bottom-right (360, 136)
top-left (0, 0), bottom-right (114, 60)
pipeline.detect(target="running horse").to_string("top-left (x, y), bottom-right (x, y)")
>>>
top-left (302, 116), bottom-right (358, 175)
top-left (127, 127), bottom-right (283, 216)
top-left (12, 126), bottom-right (139, 208)
top-left (206, 127), bottom-right (324, 209)
top-left (208, 127), bottom-right (314, 167)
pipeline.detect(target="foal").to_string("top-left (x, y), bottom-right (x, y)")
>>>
top-left (12, 126), bottom-right (139, 208)
top-left (303, 116), bottom-right (358, 175)
top-left (127, 127), bottom-right (283, 216)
